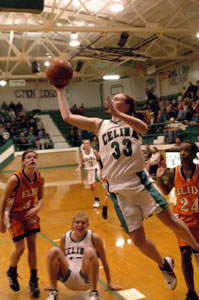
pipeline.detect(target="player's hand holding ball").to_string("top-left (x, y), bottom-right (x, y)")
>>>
top-left (46, 58), bottom-right (73, 88)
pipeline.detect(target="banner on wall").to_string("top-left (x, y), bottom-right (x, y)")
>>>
top-left (168, 69), bottom-right (178, 86)
top-left (160, 62), bottom-right (192, 85)
top-left (9, 80), bottom-right (26, 87)
top-left (178, 64), bottom-right (191, 83)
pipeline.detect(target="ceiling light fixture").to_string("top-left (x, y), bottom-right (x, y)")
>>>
top-left (196, 32), bottom-right (199, 39)
top-left (69, 33), bottom-right (80, 47)
top-left (103, 75), bottom-right (120, 80)
top-left (44, 61), bottom-right (50, 67)
top-left (110, 0), bottom-right (124, 13)
top-left (0, 80), bottom-right (7, 87)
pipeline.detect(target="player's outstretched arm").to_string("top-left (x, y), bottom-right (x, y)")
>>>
top-left (93, 233), bottom-right (122, 291)
top-left (55, 87), bottom-right (101, 134)
top-left (157, 162), bottom-right (175, 195)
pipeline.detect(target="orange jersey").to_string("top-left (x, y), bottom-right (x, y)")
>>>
top-left (173, 164), bottom-right (199, 218)
top-left (6, 169), bottom-right (42, 212)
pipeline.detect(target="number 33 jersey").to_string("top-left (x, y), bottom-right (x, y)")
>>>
top-left (98, 119), bottom-right (144, 180)
top-left (173, 164), bottom-right (199, 217)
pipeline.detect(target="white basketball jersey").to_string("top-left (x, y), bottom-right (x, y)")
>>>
top-left (82, 148), bottom-right (98, 170)
top-left (64, 229), bottom-right (94, 271)
top-left (98, 119), bottom-right (144, 180)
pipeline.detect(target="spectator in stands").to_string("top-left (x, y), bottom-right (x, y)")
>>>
top-left (147, 96), bottom-right (159, 123)
top-left (36, 133), bottom-right (46, 150)
top-left (18, 132), bottom-right (29, 151)
top-left (8, 108), bottom-right (16, 122)
top-left (2, 109), bottom-right (11, 122)
top-left (2, 128), bottom-right (10, 141)
top-left (169, 99), bottom-right (178, 119)
top-left (158, 96), bottom-right (167, 113)
top-left (156, 110), bottom-right (166, 133)
top-left (148, 112), bottom-right (155, 134)
top-left (174, 137), bottom-right (182, 148)
top-left (191, 99), bottom-right (199, 122)
top-left (28, 118), bottom-right (37, 131)
top-left (90, 135), bottom-right (99, 151)
top-left (196, 80), bottom-right (199, 98)
top-left (176, 100), bottom-right (186, 121)
top-left (36, 118), bottom-right (44, 129)
top-left (1, 101), bottom-right (8, 111)
top-left (0, 124), bottom-right (4, 137)
top-left (184, 81), bottom-right (198, 99)
top-left (165, 100), bottom-right (172, 120)
top-left (79, 103), bottom-right (86, 115)
top-left (164, 118), bottom-right (186, 144)
top-left (27, 131), bottom-right (37, 149)
top-left (145, 146), bottom-right (161, 175)
top-left (186, 98), bottom-right (195, 121)
top-left (71, 104), bottom-right (79, 114)
top-left (8, 101), bottom-right (16, 113)
top-left (18, 108), bottom-right (27, 121)
top-left (0, 111), bottom-right (5, 123)
top-left (16, 101), bottom-right (23, 114)
top-left (181, 86), bottom-right (187, 100)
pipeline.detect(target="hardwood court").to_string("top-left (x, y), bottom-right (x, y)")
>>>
top-left (0, 153), bottom-right (198, 300)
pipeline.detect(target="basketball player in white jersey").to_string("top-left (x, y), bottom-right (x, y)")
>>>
top-left (76, 139), bottom-right (101, 208)
top-left (45, 212), bottom-right (121, 300)
top-left (53, 85), bottom-right (199, 292)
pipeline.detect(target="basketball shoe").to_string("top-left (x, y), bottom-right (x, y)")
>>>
top-left (7, 267), bottom-right (20, 292)
top-left (185, 290), bottom-right (199, 300)
top-left (29, 276), bottom-right (40, 298)
top-left (159, 256), bottom-right (177, 290)
top-left (93, 201), bottom-right (100, 208)
top-left (89, 290), bottom-right (100, 300)
top-left (46, 290), bottom-right (58, 300)
top-left (102, 206), bottom-right (108, 219)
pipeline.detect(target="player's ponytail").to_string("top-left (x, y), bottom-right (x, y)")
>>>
top-left (123, 93), bottom-right (151, 126)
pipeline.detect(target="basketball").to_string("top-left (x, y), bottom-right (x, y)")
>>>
top-left (46, 58), bottom-right (73, 87)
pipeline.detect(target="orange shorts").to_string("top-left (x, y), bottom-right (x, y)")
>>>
top-left (6, 210), bottom-right (40, 242)
top-left (176, 214), bottom-right (199, 248)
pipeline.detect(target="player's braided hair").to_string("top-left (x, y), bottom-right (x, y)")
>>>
top-left (183, 140), bottom-right (198, 154)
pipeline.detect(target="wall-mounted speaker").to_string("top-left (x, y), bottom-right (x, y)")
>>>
top-left (75, 61), bottom-right (83, 72)
top-left (32, 61), bottom-right (40, 73)
top-left (117, 32), bottom-right (129, 47)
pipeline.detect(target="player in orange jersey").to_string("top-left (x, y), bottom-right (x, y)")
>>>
top-left (157, 141), bottom-right (199, 300)
top-left (0, 150), bottom-right (44, 298)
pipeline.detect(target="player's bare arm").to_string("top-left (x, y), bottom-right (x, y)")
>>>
top-left (93, 233), bottom-right (122, 291)
top-left (157, 166), bottom-right (175, 195)
top-left (60, 235), bottom-right (65, 254)
top-left (0, 175), bottom-right (18, 232)
top-left (56, 87), bottom-right (101, 133)
top-left (26, 175), bottom-right (44, 219)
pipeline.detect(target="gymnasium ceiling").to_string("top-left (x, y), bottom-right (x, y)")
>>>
top-left (0, 0), bottom-right (199, 84)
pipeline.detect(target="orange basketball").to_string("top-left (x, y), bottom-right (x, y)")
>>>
top-left (46, 58), bottom-right (73, 87)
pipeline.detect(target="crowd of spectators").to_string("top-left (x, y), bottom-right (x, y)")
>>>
top-left (145, 80), bottom-right (199, 143)
top-left (1, 81), bottom-right (198, 151)
top-left (0, 101), bottom-right (53, 151)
